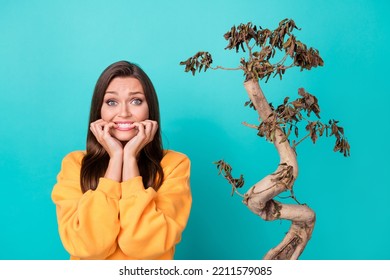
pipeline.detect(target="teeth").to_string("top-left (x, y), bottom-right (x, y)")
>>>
top-left (117, 123), bottom-right (132, 128)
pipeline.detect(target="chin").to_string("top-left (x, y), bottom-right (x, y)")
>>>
top-left (112, 131), bottom-right (135, 142)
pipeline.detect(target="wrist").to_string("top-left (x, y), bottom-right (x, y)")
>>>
top-left (104, 155), bottom-right (123, 182)
top-left (109, 149), bottom-right (124, 159)
top-left (122, 156), bottom-right (140, 182)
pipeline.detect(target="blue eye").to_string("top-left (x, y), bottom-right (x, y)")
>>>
top-left (106, 99), bottom-right (117, 106)
top-left (131, 99), bottom-right (142, 105)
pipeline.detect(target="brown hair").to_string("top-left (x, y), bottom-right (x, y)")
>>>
top-left (80, 61), bottom-right (164, 193)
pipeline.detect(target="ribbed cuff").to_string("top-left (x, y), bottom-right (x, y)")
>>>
top-left (96, 177), bottom-right (121, 199)
top-left (121, 176), bottom-right (145, 199)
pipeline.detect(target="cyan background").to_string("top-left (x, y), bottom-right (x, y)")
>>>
top-left (1, 0), bottom-right (389, 260)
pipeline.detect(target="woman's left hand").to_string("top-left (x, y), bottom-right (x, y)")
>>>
top-left (123, 120), bottom-right (158, 159)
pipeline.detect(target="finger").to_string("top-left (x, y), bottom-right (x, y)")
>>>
top-left (143, 121), bottom-right (155, 144)
top-left (103, 123), bottom-right (119, 145)
top-left (142, 121), bottom-right (153, 138)
top-left (141, 120), bottom-right (158, 143)
top-left (103, 122), bottom-right (116, 132)
top-left (90, 121), bottom-right (104, 137)
top-left (130, 122), bottom-right (147, 148)
top-left (90, 119), bottom-right (106, 131)
top-left (102, 122), bottom-right (113, 138)
top-left (150, 121), bottom-right (158, 139)
top-left (133, 122), bottom-right (146, 138)
top-left (91, 120), bottom-right (112, 142)
top-left (90, 122), bottom-right (103, 140)
top-left (91, 119), bottom-right (105, 125)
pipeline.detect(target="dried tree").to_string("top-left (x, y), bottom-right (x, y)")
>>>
top-left (180, 19), bottom-right (350, 260)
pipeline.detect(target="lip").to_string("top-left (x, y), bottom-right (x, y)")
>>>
top-left (114, 122), bottom-right (134, 131)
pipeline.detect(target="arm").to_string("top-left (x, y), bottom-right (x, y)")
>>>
top-left (51, 152), bottom-right (121, 259)
top-left (122, 121), bottom-right (156, 182)
top-left (118, 152), bottom-right (192, 259)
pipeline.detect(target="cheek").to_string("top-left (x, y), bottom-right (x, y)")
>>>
top-left (135, 105), bottom-right (149, 120)
top-left (144, 108), bottom-right (150, 120)
top-left (100, 106), bottom-right (112, 121)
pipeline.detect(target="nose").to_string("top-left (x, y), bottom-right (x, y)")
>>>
top-left (118, 103), bottom-right (132, 118)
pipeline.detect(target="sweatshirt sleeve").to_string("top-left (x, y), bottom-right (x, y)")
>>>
top-left (118, 152), bottom-right (192, 259)
top-left (51, 152), bottom-right (121, 259)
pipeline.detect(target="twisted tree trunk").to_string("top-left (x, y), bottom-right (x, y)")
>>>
top-left (243, 79), bottom-right (316, 260)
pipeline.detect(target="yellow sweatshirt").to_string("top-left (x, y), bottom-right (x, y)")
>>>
top-left (51, 150), bottom-right (192, 260)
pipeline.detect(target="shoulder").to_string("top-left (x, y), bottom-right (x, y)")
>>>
top-left (60, 150), bottom-right (86, 167)
top-left (161, 150), bottom-right (189, 165)
top-left (161, 150), bottom-right (190, 175)
top-left (53, 151), bottom-right (85, 197)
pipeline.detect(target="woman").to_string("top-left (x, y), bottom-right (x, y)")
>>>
top-left (52, 61), bottom-right (192, 260)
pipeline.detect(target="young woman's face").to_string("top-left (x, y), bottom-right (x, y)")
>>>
top-left (101, 77), bottom-right (149, 142)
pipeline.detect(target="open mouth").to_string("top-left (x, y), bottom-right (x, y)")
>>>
top-left (115, 122), bottom-right (134, 131)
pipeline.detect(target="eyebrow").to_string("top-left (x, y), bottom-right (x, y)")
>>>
top-left (105, 91), bottom-right (144, 95)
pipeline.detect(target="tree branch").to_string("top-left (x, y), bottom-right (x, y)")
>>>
top-left (210, 65), bottom-right (243, 71)
top-left (292, 133), bottom-right (311, 148)
top-left (242, 79), bottom-right (315, 260)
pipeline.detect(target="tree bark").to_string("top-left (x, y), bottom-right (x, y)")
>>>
top-left (243, 79), bottom-right (316, 260)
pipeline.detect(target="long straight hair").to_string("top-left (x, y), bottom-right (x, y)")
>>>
top-left (80, 61), bottom-right (164, 193)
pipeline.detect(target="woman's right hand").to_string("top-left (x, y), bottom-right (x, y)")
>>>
top-left (90, 119), bottom-right (123, 158)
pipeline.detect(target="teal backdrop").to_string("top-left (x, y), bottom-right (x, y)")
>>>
top-left (1, 0), bottom-right (389, 260)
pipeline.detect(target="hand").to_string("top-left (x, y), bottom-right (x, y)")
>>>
top-left (123, 120), bottom-right (158, 159)
top-left (90, 119), bottom-right (123, 158)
